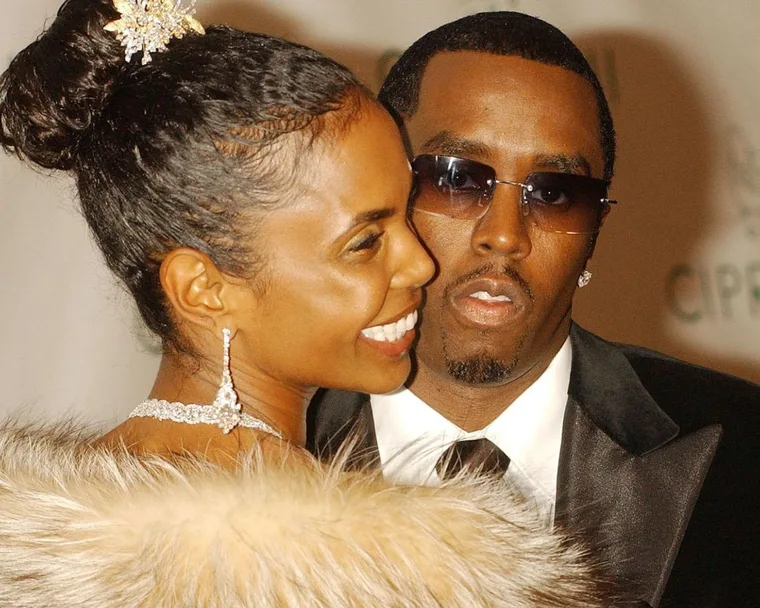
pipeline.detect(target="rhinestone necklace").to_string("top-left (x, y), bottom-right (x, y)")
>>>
top-left (129, 398), bottom-right (283, 439)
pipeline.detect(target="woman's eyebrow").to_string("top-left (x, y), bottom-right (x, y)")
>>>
top-left (343, 208), bottom-right (396, 233)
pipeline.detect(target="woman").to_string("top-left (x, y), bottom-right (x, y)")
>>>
top-left (0, 0), bottom-right (610, 606)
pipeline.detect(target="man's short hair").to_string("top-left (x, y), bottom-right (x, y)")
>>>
top-left (379, 11), bottom-right (616, 181)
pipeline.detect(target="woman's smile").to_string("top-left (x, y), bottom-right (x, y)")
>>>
top-left (361, 309), bottom-right (419, 343)
top-left (359, 308), bottom-right (420, 358)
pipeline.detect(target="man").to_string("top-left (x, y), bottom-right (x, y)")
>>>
top-left (309, 12), bottom-right (760, 608)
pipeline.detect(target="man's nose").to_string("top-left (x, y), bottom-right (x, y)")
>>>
top-left (470, 186), bottom-right (532, 259)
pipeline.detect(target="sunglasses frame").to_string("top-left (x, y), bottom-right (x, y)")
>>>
top-left (411, 154), bottom-right (617, 235)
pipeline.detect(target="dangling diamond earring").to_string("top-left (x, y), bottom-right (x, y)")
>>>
top-left (577, 269), bottom-right (592, 288)
top-left (128, 327), bottom-right (282, 438)
top-left (212, 328), bottom-right (243, 434)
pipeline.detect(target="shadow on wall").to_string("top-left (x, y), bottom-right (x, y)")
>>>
top-left (197, 0), bottom-right (383, 91)
top-left (572, 31), bottom-right (760, 384)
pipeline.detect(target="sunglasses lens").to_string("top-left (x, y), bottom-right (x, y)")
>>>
top-left (411, 156), bottom-right (612, 233)
top-left (523, 172), bottom-right (610, 234)
top-left (411, 155), bottom-right (494, 219)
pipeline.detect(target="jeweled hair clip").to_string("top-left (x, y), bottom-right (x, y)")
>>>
top-left (105, 0), bottom-right (205, 65)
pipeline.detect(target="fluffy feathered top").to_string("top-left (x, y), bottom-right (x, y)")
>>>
top-left (0, 421), bottom-right (608, 607)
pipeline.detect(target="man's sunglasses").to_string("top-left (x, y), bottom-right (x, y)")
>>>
top-left (410, 154), bottom-right (616, 235)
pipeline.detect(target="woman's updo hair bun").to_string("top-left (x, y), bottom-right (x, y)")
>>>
top-left (0, 0), bottom-right (126, 170)
top-left (1, 3), bottom-right (371, 354)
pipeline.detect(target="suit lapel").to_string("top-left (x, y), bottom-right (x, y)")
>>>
top-left (308, 389), bottom-right (380, 470)
top-left (557, 326), bottom-right (721, 607)
top-left (346, 398), bottom-right (381, 469)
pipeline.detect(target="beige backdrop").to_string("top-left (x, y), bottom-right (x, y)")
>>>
top-left (1, 0), bottom-right (758, 425)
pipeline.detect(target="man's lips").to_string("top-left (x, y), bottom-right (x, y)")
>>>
top-left (447, 276), bottom-right (530, 328)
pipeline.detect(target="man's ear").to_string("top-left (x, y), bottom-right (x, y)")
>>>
top-left (160, 248), bottom-right (233, 331)
top-left (599, 204), bottom-right (612, 228)
top-left (586, 206), bottom-right (612, 260)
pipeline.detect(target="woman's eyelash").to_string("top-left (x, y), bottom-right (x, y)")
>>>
top-left (349, 231), bottom-right (383, 252)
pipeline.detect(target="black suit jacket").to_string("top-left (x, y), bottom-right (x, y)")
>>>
top-left (308, 324), bottom-right (760, 608)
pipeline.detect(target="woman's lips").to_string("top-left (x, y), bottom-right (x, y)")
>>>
top-left (360, 310), bottom-right (419, 358)
top-left (448, 277), bottom-right (529, 328)
top-left (359, 328), bottom-right (417, 358)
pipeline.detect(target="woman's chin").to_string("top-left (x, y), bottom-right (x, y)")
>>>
top-left (343, 358), bottom-right (411, 395)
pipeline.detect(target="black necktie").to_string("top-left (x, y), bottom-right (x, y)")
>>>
top-left (435, 438), bottom-right (511, 481)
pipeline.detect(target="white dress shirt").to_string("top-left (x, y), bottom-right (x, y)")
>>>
top-left (371, 338), bottom-right (572, 523)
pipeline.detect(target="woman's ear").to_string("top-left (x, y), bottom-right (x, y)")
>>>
top-left (160, 248), bottom-right (232, 331)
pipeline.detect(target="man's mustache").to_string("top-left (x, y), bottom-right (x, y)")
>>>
top-left (441, 263), bottom-right (534, 303)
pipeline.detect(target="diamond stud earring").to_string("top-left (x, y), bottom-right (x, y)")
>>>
top-left (577, 269), bottom-right (592, 288)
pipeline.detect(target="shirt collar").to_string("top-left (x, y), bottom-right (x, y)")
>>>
top-left (370, 338), bottom-right (572, 504)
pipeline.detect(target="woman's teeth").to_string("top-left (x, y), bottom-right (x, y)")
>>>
top-left (470, 290), bottom-right (512, 303)
top-left (361, 311), bottom-right (418, 342)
